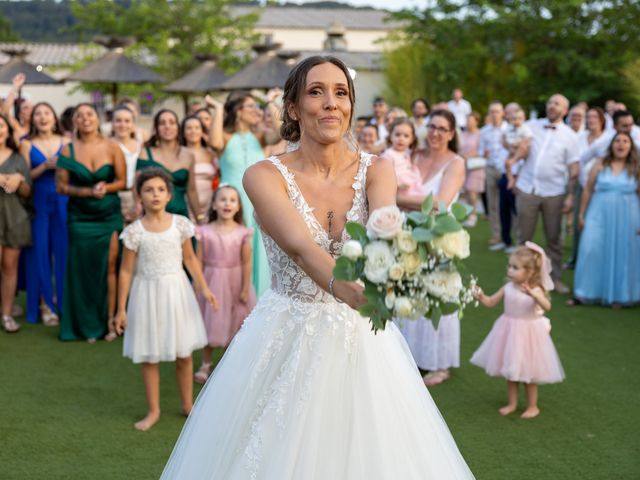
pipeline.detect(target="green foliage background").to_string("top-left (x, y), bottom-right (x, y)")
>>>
top-left (383, 0), bottom-right (640, 114)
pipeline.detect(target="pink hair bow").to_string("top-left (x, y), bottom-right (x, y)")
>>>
top-left (524, 241), bottom-right (554, 291)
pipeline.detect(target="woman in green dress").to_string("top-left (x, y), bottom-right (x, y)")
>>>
top-left (136, 109), bottom-right (198, 218)
top-left (205, 91), bottom-right (282, 296)
top-left (56, 103), bottom-right (126, 342)
top-left (0, 114), bottom-right (32, 333)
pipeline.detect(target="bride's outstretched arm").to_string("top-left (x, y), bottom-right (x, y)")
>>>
top-left (365, 156), bottom-right (398, 213)
top-left (243, 161), bottom-right (365, 309)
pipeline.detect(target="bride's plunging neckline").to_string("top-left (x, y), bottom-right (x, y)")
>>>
top-left (267, 153), bottom-right (367, 251)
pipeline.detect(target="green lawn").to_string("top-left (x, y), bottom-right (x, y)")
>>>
top-left (2, 218), bottom-right (639, 479)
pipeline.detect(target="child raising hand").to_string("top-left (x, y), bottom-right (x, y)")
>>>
top-left (470, 242), bottom-right (564, 419)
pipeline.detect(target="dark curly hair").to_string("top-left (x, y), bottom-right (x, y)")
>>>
top-left (0, 114), bottom-right (19, 152)
top-left (280, 55), bottom-right (356, 143)
top-left (135, 167), bottom-right (174, 196)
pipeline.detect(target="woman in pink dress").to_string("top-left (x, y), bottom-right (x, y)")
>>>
top-left (181, 115), bottom-right (218, 223)
top-left (460, 111), bottom-right (484, 226)
top-left (194, 184), bottom-right (256, 383)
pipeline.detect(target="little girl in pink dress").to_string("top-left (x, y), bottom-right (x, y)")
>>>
top-left (381, 118), bottom-right (423, 195)
top-left (471, 242), bottom-right (564, 419)
top-left (194, 184), bottom-right (256, 383)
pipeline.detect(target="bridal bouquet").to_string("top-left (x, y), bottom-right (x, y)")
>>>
top-left (333, 195), bottom-right (477, 332)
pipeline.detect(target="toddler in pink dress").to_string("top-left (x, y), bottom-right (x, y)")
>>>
top-left (194, 185), bottom-right (257, 383)
top-left (382, 118), bottom-right (423, 195)
top-left (471, 242), bottom-right (564, 419)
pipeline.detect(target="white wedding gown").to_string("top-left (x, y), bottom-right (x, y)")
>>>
top-left (160, 153), bottom-right (474, 479)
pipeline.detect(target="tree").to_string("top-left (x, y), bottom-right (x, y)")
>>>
top-left (384, 1), bottom-right (640, 114)
top-left (0, 14), bottom-right (20, 41)
top-left (69, 0), bottom-right (259, 104)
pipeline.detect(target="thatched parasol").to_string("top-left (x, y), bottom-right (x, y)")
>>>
top-left (0, 47), bottom-right (59, 85)
top-left (68, 36), bottom-right (165, 105)
top-left (165, 54), bottom-right (229, 94)
top-left (221, 41), bottom-right (299, 91)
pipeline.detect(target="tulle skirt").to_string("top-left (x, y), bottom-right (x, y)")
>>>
top-left (123, 272), bottom-right (208, 363)
top-left (395, 314), bottom-right (460, 371)
top-left (161, 290), bottom-right (474, 479)
top-left (470, 314), bottom-right (564, 384)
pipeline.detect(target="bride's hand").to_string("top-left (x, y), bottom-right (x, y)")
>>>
top-left (333, 280), bottom-right (366, 310)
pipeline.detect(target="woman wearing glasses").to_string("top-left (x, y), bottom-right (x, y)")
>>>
top-left (396, 109), bottom-right (466, 386)
top-left (205, 92), bottom-right (282, 296)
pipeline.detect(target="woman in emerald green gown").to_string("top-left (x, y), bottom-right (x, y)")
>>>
top-left (136, 109), bottom-right (198, 218)
top-left (205, 92), bottom-right (282, 296)
top-left (56, 103), bottom-right (126, 342)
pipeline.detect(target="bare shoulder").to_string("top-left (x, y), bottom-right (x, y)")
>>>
top-left (366, 154), bottom-right (395, 180)
top-left (60, 142), bottom-right (72, 157)
top-left (243, 158), bottom-right (286, 191)
top-left (447, 154), bottom-right (466, 171)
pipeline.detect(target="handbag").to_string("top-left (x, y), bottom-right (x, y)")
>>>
top-left (466, 156), bottom-right (487, 170)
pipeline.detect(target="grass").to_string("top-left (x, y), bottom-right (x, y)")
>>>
top-left (1, 218), bottom-right (639, 480)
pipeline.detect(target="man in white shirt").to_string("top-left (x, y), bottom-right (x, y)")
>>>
top-left (515, 94), bottom-right (580, 294)
top-left (479, 102), bottom-right (509, 250)
top-left (448, 88), bottom-right (471, 130)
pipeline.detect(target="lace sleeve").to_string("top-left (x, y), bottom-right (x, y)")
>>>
top-left (120, 221), bottom-right (142, 252)
top-left (175, 215), bottom-right (196, 242)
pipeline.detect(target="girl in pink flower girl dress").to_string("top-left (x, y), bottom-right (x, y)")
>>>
top-left (193, 184), bottom-right (256, 384)
top-left (470, 242), bottom-right (565, 419)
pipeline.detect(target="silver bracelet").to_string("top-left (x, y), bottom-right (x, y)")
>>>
top-left (328, 276), bottom-right (344, 303)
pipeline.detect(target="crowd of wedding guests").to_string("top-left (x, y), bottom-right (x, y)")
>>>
top-left (0, 73), bottom-right (638, 347)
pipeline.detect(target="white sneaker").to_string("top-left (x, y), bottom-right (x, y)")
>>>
top-left (463, 215), bottom-right (477, 227)
top-left (489, 242), bottom-right (506, 251)
top-left (504, 245), bottom-right (518, 254)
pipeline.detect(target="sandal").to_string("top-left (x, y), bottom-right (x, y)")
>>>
top-left (2, 315), bottom-right (21, 333)
top-left (11, 304), bottom-right (23, 317)
top-left (194, 363), bottom-right (212, 384)
top-left (40, 304), bottom-right (59, 327)
top-left (423, 369), bottom-right (450, 386)
top-left (104, 318), bottom-right (118, 342)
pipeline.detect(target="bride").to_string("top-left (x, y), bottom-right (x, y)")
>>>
top-left (161, 56), bottom-right (474, 479)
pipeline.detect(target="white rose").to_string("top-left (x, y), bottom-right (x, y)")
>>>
top-left (384, 290), bottom-right (396, 310)
top-left (423, 270), bottom-right (463, 303)
top-left (396, 230), bottom-right (418, 253)
top-left (431, 229), bottom-right (470, 259)
top-left (341, 240), bottom-right (363, 260)
top-left (388, 263), bottom-right (405, 281)
top-left (363, 241), bottom-right (394, 284)
top-left (400, 252), bottom-right (422, 275)
top-left (366, 206), bottom-right (403, 240)
top-left (394, 296), bottom-right (413, 317)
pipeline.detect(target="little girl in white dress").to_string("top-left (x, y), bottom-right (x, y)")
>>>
top-left (115, 168), bottom-right (217, 431)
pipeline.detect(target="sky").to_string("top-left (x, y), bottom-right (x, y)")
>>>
top-left (288, 0), bottom-right (424, 11)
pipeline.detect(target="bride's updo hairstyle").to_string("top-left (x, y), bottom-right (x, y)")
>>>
top-left (280, 55), bottom-right (356, 143)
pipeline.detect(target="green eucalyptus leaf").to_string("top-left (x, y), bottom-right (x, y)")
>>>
top-left (451, 202), bottom-right (472, 222)
top-left (407, 211), bottom-right (428, 226)
top-left (412, 227), bottom-right (435, 242)
top-left (434, 215), bottom-right (463, 235)
top-left (441, 302), bottom-right (459, 315)
top-left (333, 256), bottom-right (357, 281)
top-left (430, 306), bottom-right (442, 330)
top-left (421, 194), bottom-right (434, 215)
top-left (345, 222), bottom-right (368, 244)
top-left (418, 242), bottom-right (429, 261)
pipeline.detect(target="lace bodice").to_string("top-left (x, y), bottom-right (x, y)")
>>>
top-left (262, 152), bottom-right (373, 303)
top-left (120, 215), bottom-right (195, 278)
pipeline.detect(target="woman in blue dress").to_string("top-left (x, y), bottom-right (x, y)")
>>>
top-left (571, 131), bottom-right (640, 306)
top-left (19, 103), bottom-right (69, 325)
top-left (205, 92), bottom-right (282, 296)
top-left (136, 109), bottom-right (198, 218)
